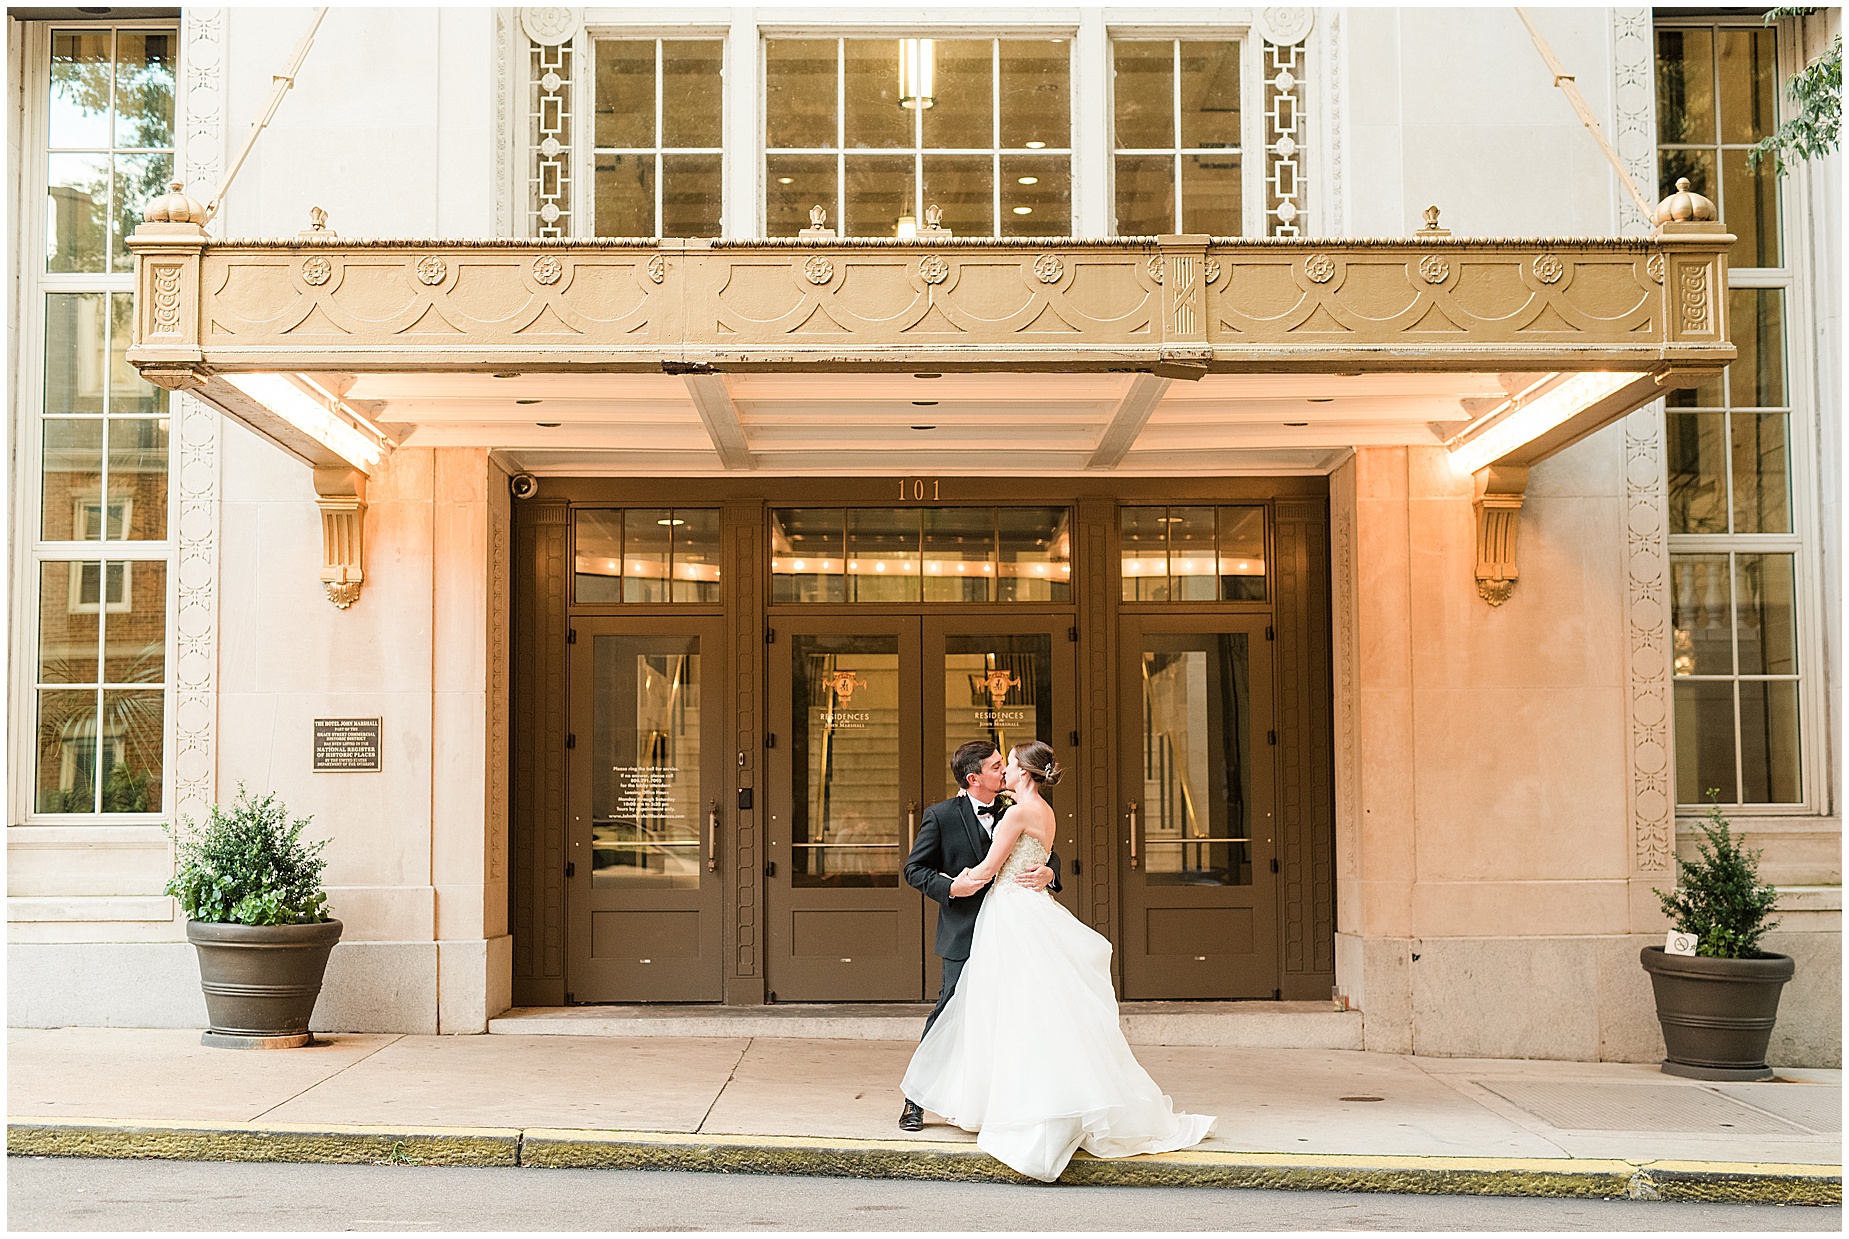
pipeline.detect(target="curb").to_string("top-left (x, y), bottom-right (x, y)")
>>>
top-left (8, 1119), bottom-right (1841, 1204)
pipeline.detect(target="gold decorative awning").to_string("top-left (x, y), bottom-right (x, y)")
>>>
top-left (126, 186), bottom-right (1733, 606)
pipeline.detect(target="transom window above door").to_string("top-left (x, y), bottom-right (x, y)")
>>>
top-left (1121, 506), bottom-right (1266, 602)
top-left (575, 508), bottom-right (722, 602)
top-left (771, 507), bottom-right (1071, 602)
top-left (764, 37), bottom-right (1072, 237)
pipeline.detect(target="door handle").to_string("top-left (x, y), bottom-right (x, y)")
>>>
top-left (1127, 800), bottom-right (1139, 870)
top-left (906, 802), bottom-right (918, 852)
top-left (708, 801), bottom-right (719, 872)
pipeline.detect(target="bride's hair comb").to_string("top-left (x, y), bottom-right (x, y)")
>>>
top-left (1010, 741), bottom-right (1064, 787)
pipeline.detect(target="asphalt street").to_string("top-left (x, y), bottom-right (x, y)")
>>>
top-left (6, 1158), bottom-right (1841, 1232)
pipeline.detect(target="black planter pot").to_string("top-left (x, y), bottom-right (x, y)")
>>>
top-left (1639, 945), bottom-right (1794, 1081)
top-left (187, 919), bottom-right (343, 1047)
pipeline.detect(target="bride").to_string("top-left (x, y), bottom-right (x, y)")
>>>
top-left (901, 740), bottom-right (1216, 1182)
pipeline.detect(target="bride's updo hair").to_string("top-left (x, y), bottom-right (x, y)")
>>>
top-left (1010, 741), bottom-right (1064, 787)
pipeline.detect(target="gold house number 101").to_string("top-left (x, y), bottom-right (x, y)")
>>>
top-left (898, 479), bottom-right (941, 501)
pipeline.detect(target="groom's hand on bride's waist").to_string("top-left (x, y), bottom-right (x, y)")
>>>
top-left (1014, 864), bottom-right (1056, 891)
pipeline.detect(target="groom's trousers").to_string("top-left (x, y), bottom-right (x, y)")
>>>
top-left (921, 956), bottom-right (966, 1039)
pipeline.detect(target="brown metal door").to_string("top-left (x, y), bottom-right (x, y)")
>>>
top-left (1117, 616), bottom-right (1279, 998)
top-left (567, 617), bottom-right (728, 1002)
top-left (766, 617), bottom-right (925, 1000)
top-left (920, 618), bottom-right (1081, 994)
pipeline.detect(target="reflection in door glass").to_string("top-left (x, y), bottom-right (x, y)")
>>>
top-left (793, 636), bottom-right (902, 886)
top-left (941, 635), bottom-right (1052, 799)
top-left (772, 507), bottom-right (1071, 602)
top-left (1141, 634), bottom-right (1251, 885)
top-left (593, 635), bottom-right (702, 889)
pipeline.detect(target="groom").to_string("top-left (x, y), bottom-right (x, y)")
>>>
top-left (898, 739), bottom-right (1062, 1131)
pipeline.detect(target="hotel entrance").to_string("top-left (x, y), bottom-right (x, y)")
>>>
top-left (764, 615), bottom-right (1080, 1001)
top-left (515, 481), bottom-right (1333, 1009)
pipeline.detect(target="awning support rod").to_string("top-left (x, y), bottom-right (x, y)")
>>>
top-left (1514, 8), bottom-right (1658, 226)
top-left (205, 7), bottom-right (330, 222)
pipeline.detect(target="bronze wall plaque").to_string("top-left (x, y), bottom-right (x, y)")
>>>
top-left (313, 717), bottom-right (382, 772)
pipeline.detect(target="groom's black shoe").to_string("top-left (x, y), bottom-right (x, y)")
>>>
top-left (899, 1099), bottom-right (925, 1131)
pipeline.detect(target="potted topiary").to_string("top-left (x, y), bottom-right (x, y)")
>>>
top-left (165, 785), bottom-right (342, 1048)
top-left (1641, 797), bottom-right (1792, 1081)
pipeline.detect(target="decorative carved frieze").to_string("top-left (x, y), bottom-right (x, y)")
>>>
top-left (1472, 464), bottom-right (1529, 606)
top-left (141, 235), bottom-right (1732, 377)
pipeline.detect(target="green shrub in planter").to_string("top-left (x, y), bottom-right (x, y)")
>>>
top-left (1653, 797), bottom-right (1780, 958)
top-left (165, 784), bottom-right (331, 925)
top-left (167, 786), bottom-right (342, 1044)
top-left (1642, 794), bottom-right (1792, 1080)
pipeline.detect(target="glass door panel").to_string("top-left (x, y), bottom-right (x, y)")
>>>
top-left (1140, 637), bottom-right (1254, 887)
top-left (767, 618), bottom-right (924, 1000)
top-left (594, 636), bottom-right (704, 889)
top-left (937, 634), bottom-right (1052, 800)
top-left (568, 619), bottom-right (726, 1002)
top-left (1119, 620), bottom-right (1277, 999)
top-left (793, 635), bottom-right (904, 886)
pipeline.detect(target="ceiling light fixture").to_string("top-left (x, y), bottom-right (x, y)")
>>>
top-left (912, 400), bottom-right (938, 406)
top-left (1018, 176), bottom-right (1039, 185)
top-left (1025, 140), bottom-right (1046, 149)
top-left (1012, 206), bottom-right (1033, 215)
top-left (1448, 371), bottom-right (1638, 476)
top-left (899, 38), bottom-right (936, 110)
top-left (220, 373), bottom-right (385, 470)
top-left (913, 372), bottom-right (942, 379)
top-left (777, 176), bottom-right (794, 184)
top-left (911, 424), bottom-right (937, 430)
top-left (536, 421), bottom-right (562, 428)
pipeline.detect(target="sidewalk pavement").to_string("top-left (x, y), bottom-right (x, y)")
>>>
top-left (7, 1026), bottom-right (1840, 1203)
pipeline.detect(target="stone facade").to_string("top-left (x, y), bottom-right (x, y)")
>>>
top-left (7, 6), bottom-right (1838, 1063)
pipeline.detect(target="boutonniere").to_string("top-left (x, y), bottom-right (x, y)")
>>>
top-left (992, 793), bottom-right (1015, 816)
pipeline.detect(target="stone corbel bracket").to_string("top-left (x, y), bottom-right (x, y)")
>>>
top-left (314, 466), bottom-right (367, 609)
top-left (1473, 464), bottom-right (1529, 606)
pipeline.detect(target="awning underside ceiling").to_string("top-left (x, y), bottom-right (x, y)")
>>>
top-left (327, 369), bottom-right (1542, 476)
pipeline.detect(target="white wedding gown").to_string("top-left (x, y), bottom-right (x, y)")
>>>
top-left (900, 832), bottom-right (1216, 1182)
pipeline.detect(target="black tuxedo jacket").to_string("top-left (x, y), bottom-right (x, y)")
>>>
top-left (903, 793), bottom-right (1063, 961)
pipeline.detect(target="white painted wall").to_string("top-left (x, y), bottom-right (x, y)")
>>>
top-left (1344, 6), bottom-right (1623, 237)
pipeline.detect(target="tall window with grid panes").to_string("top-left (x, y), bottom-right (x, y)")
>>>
top-left (1657, 18), bottom-right (1810, 809)
top-left (1110, 39), bottom-right (1243, 236)
top-left (764, 38), bottom-right (1072, 237)
top-left (592, 38), bottom-right (724, 237)
top-left (21, 23), bottom-right (176, 819)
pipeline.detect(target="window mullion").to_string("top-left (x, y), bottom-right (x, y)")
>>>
top-left (1173, 40), bottom-right (1183, 231)
top-left (836, 39), bottom-right (845, 232)
top-left (992, 39), bottom-right (1000, 235)
top-left (655, 39), bottom-right (665, 236)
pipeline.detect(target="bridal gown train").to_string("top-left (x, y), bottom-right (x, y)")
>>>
top-left (900, 832), bottom-right (1216, 1182)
